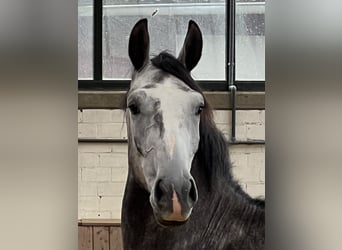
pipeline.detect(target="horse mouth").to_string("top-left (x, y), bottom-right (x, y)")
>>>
top-left (156, 217), bottom-right (189, 227)
top-left (151, 207), bottom-right (190, 227)
top-left (151, 204), bottom-right (191, 227)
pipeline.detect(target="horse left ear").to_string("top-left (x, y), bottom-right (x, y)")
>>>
top-left (177, 20), bottom-right (203, 72)
top-left (129, 18), bottom-right (150, 71)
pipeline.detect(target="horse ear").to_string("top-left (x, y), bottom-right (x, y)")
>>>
top-left (129, 18), bottom-right (150, 71)
top-left (177, 20), bottom-right (203, 71)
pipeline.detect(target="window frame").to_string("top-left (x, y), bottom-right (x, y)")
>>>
top-left (78, 0), bottom-right (265, 92)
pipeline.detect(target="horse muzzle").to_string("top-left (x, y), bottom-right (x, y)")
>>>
top-left (150, 177), bottom-right (198, 226)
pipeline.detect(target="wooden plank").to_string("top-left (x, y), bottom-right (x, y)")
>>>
top-left (78, 226), bottom-right (93, 250)
top-left (79, 219), bottom-right (121, 226)
top-left (110, 227), bottom-right (123, 250)
top-left (93, 226), bottom-right (110, 250)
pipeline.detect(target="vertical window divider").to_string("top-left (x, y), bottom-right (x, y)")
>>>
top-left (227, 0), bottom-right (237, 142)
top-left (94, 0), bottom-right (103, 81)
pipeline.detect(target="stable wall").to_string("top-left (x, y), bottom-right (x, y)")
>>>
top-left (78, 109), bottom-right (265, 219)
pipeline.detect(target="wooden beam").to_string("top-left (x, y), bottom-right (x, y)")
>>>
top-left (78, 219), bottom-right (121, 226)
top-left (78, 91), bottom-right (265, 110)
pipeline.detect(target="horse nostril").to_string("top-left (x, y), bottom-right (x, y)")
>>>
top-left (154, 179), bottom-right (163, 202)
top-left (189, 179), bottom-right (198, 203)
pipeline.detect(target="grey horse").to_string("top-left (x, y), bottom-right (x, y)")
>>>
top-left (122, 18), bottom-right (265, 250)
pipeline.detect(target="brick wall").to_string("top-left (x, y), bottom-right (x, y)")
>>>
top-left (78, 109), bottom-right (265, 219)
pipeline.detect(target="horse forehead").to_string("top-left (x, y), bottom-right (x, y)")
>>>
top-left (131, 67), bottom-right (202, 108)
top-left (150, 80), bottom-right (193, 107)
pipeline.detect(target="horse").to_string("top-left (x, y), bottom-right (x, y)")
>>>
top-left (122, 18), bottom-right (265, 250)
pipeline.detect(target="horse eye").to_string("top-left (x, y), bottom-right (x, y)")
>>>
top-left (196, 105), bottom-right (204, 115)
top-left (128, 104), bottom-right (140, 115)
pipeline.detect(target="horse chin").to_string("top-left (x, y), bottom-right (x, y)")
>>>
top-left (155, 216), bottom-right (189, 228)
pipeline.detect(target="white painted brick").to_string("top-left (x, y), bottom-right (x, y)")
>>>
top-left (230, 144), bottom-right (264, 154)
top-left (112, 143), bottom-right (128, 153)
top-left (112, 167), bottom-right (128, 182)
top-left (78, 143), bottom-right (112, 153)
top-left (81, 168), bottom-right (97, 181)
top-left (229, 144), bottom-right (246, 155)
top-left (232, 157), bottom-right (261, 183)
top-left (112, 110), bottom-right (126, 123)
top-left (79, 196), bottom-right (99, 211)
top-left (84, 210), bottom-right (112, 219)
top-left (82, 167), bottom-right (111, 182)
top-left (78, 123), bottom-right (97, 138)
top-left (236, 110), bottom-right (261, 125)
top-left (246, 124), bottom-right (265, 140)
top-left (78, 110), bottom-right (83, 123)
top-left (230, 153), bottom-right (248, 169)
top-left (235, 124), bottom-right (247, 141)
top-left (80, 153), bottom-right (99, 167)
top-left (213, 110), bottom-right (231, 124)
top-left (112, 210), bottom-right (121, 220)
top-left (244, 145), bottom-right (265, 153)
top-left (79, 182), bottom-right (98, 196)
top-left (98, 182), bottom-right (125, 196)
top-left (259, 111), bottom-right (265, 124)
top-left (96, 168), bottom-right (112, 182)
top-left (260, 163), bottom-right (265, 182)
top-left (78, 210), bottom-right (86, 219)
top-left (99, 153), bottom-right (127, 167)
top-left (82, 109), bottom-right (113, 123)
top-left (246, 183), bottom-right (265, 198)
top-left (78, 168), bottom-right (81, 183)
top-left (213, 110), bottom-right (265, 126)
top-left (247, 152), bottom-right (265, 170)
top-left (96, 123), bottom-right (127, 139)
top-left (99, 197), bottom-right (123, 216)
top-left (248, 152), bottom-right (265, 183)
top-left (78, 152), bottom-right (81, 166)
top-left (99, 154), bottom-right (115, 167)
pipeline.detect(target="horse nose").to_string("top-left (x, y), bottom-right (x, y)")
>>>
top-left (153, 177), bottom-right (198, 210)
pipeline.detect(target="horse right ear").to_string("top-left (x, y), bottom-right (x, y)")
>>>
top-left (177, 20), bottom-right (203, 72)
top-left (129, 18), bottom-right (150, 71)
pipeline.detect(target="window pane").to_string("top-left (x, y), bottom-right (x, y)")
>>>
top-left (103, 0), bottom-right (225, 80)
top-left (236, 0), bottom-right (265, 80)
top-left (78, 0), bottom-right (93, 79)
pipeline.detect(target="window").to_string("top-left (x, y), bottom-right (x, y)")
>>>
top-left (78, 0), bottom-right (93, 80)
top-left (103, 0), bottom-right (225, 80)
top-left (236, 0), bottom-right (265, 81)
top-left (78, 0), bottom-right (265, 91)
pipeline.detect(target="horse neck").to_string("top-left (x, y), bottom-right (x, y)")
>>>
top-left (192, 120), bottom-right (264, 216)
top-left (192, 158), bottom-right (265, 236)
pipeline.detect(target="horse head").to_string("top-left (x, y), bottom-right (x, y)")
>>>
top-left (126, 18), bottom-right (204, 226)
